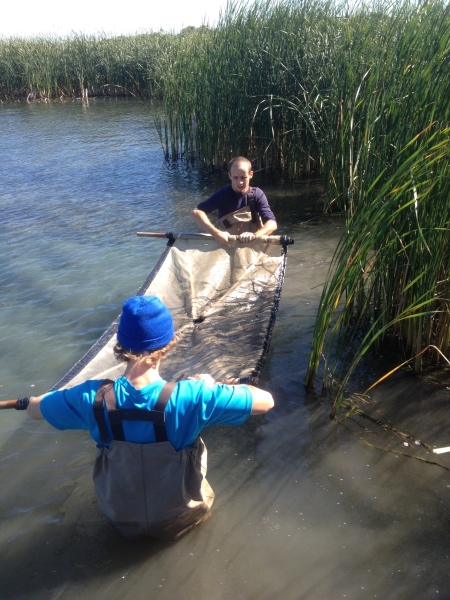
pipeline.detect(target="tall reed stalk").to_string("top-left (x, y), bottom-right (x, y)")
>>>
top-left (306, 127), bottom-right (450, 411)
top-left (304, 0), bottom-right (450, 412)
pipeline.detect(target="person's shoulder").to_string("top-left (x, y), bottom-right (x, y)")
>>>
top-left (172, 379), bottom-right (232, 406)
top-left (251, 186), bottom-right (265, 195)
top-left (45, 378), bottom-right (102, 398)
top-left (166, 379), bottom-right (207, 419)
top-left (196, 184), bottom-right (232, 209)
top-left (177, 379), bottom-right (250, 402)
top-left (64, 379), bottom-right (104, 402)
top-left (40, 379), bottom-right (103, 430)
top-left (173, 380), bottom-right (251, 423)
top-left (251, 187), bottom-right (269, 202)
top-left (175, 378), bottom-right (211, 398)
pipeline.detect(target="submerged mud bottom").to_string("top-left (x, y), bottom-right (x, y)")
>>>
top-left (2, 372), bottom-right (450, 600)
top-left (338, 370), bottom-right (450, 471)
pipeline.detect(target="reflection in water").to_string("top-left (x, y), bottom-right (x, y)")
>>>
top-left (1, 100), bottom-right (449, 599)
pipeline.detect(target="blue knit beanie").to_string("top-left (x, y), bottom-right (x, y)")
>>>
top-left (117, 296), bottom-right (174, 351)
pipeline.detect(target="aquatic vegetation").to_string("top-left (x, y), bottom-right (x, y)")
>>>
top-left (156, 0), bottom-right (450, 409)
top-left (0, 32), bottom-right (174, 99)
top-left (157, 0), bottom-right (341, 174)
top-left (304, 0), bottom-right (450, 412)
top-left (306, 127), bottom-right (450, 413)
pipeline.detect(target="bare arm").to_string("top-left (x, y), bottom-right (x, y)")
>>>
top-left (245, 385), bottom-right (274, 415)
top-left (191, 208), bottom-right (230, 244)
top-left (256, 219), bottom-right (277, 237)
top-left (27, 394), bottom-right (47, 420)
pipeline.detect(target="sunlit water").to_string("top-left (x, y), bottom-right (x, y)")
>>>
top-left (1, 99), bottom-right (449, 600)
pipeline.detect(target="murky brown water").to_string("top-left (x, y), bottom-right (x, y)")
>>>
top-left (1, 100), bottom-right (450, 599)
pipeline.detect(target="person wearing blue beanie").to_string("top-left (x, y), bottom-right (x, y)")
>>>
top-left (19, 295), bottom-right (274, 541)
top-left (117, 296), bottom-right (175, 352)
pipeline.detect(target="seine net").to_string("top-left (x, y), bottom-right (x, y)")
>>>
top-left (51, 237), bottom-right (289, 390)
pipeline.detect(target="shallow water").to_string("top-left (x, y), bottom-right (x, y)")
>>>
top-left (1, 99), bottom-right (450, 599)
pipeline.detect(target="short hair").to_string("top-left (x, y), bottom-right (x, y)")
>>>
top-left (114, 338), bottom-right (177, 368)
top-left (228, 156), bottom-right (253, 172)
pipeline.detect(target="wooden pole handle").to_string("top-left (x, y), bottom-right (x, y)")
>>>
top-left (0, 399), bottom-right (19, 409)
top-left (136, 232), bottom-right (171, 238)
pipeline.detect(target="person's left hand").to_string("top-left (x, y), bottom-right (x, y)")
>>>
top-left (238, 231), bottom-right (256, 243)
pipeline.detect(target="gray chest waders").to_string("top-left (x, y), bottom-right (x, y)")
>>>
top-left (92, 380), bottom-right (214, 540)
top-left (217, 188), bottom-right (263, 235)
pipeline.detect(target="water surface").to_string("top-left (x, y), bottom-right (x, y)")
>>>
top-left (1, 99), bottom-right (449, 600)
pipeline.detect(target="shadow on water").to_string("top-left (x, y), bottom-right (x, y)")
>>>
top-left (0, 415), bottom-right (269, 600)
top-left (2, 369), bottom-right (450, 599)
top-left (253, 382), bottom-right (450, 599)
top-left (3, 380), bottom-right (450, 600)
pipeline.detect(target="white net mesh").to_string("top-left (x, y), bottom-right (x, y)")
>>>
top-left (53, 237), bottom-right (288, 390)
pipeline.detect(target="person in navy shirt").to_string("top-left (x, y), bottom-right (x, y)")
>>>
top-left (192, 156), bottom-right (277, 244)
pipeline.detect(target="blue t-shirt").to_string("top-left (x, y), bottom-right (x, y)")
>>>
top-left (40, 376), bottom-right (252, 451)
top-left (197, 186), bottom-right (275, 223)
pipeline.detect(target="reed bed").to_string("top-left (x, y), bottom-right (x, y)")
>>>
top-left (304, 1), bottom-right (450, 411)
top-left (306, 127), bottom-right (450, 412)
top-left (0, 32), bottom-right (176, 99)
top-left (158, 0), bottom-right (342, 171)
top-left (158, 0), bottom-right (449, 183)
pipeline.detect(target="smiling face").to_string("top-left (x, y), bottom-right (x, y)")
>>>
top-left (228, 162), bottom-right (253, 194)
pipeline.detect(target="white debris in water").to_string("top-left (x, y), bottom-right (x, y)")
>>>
top-left (433, 447), bottom-right (450, 454)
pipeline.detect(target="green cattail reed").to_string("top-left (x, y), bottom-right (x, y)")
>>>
top-left (0, 32), bottom-right (173, 99)
top-left (304, 0), bottom-right (450, 411)
top-left (305, 127), bottom-right (450, 412)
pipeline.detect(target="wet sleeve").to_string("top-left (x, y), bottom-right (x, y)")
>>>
top-left (39, 381), bottom-right (101, 431)
top-left (255, 189), bottom-right (276, 223)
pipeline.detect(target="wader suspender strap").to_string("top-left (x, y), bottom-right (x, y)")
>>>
top-left (93, 380), bottom-right (176, 444)
top-left (247, 188), bottom-right (258, 224)
top-left (222, 188), bottom-right (257, 230)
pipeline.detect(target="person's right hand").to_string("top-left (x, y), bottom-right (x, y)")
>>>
top-left (212, 230), bottom-right (230, 244)
top-left (238, 231), bottom-right (256, 243)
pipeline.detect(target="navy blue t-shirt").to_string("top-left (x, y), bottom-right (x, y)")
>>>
top-left (197, 186), bottom-right (275, 223)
